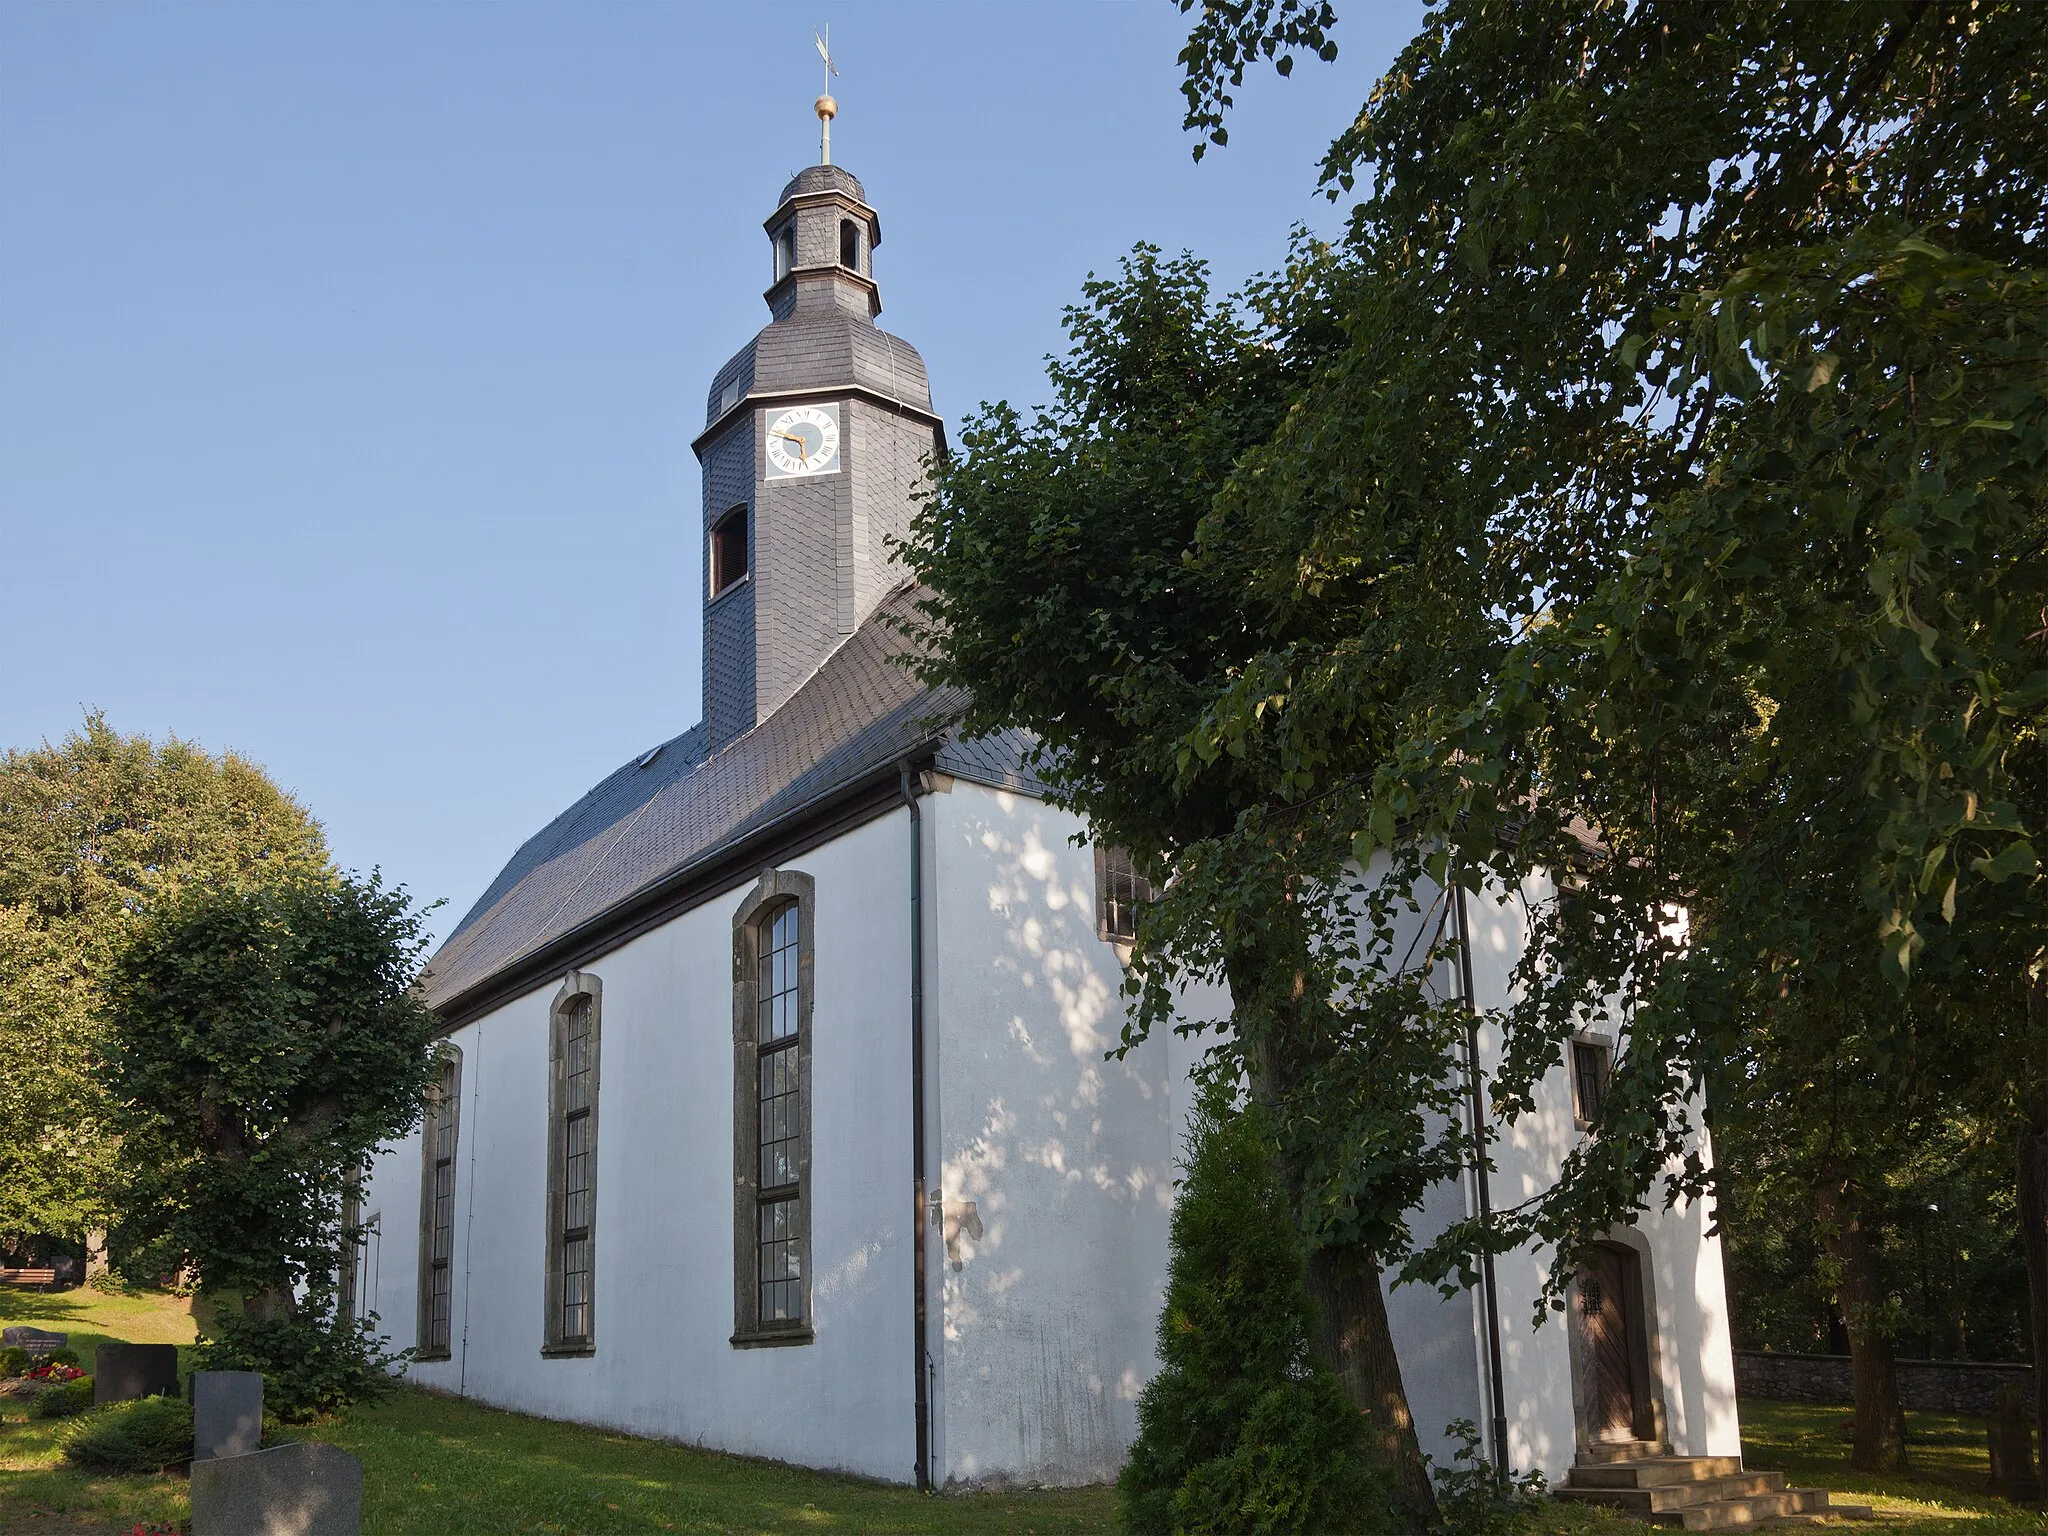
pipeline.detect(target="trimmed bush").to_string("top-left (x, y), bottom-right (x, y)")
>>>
top-left (196, 1303), bottom-right (406, 1422)
top-left (44, 1347), bottom-right (80, 1368)
top-left (29, 1377), bottom-right (95, 1418)
top-left (0, 1346), bottom-right (28, 1378)
top-left (1117, 1085), bottom-right (1396, 1535)
top-left (63, 1396), bottom-right (194, 1473)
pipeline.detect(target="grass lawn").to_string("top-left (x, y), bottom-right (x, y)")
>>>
top-left (0, 1291), bottom-right (2043, 1536)
top-left (1738, 1398), bottom-right (2048, 1534)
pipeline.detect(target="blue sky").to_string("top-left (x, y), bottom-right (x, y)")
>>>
top-left (1, 1), bottom-right (1424, 943)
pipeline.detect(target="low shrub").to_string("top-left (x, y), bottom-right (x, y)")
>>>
top-left (64, 1396), bottom-right (194, 1473)
top-left (0, 1346), bottom-right (28, 1378)
top-left (29, 1376), bottom-right (95, 1418)
top-left (1118, 1085), bottom-right (1397, 1535)
top-left (1426, 1421), bottom-right (1548, 1536)
top-left (44, 1347), bottom-right (80, 1368)
top-left (196, 1302), bottom-right (408, 1422)
top-left (1171, 1374), bottom-right (1394, 1535)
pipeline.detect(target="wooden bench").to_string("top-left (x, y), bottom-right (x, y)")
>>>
top-left (0, 1268), bottom-right (55, 1291)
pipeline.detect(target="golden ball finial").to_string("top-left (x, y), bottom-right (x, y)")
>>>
top-left (815, 93), bottom-right (838, 121)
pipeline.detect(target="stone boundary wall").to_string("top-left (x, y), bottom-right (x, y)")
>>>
top-left (1735, 1350), bottom-right (2035, 1417)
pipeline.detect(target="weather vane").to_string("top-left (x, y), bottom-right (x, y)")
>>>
top-left (814, 25), bottom-right (840, 165)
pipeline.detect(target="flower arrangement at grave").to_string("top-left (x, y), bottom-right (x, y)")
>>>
top-left (26, 1359), bottom-right (83, 1383)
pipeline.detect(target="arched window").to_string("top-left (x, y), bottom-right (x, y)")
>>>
top-left (732, 869), bottom-right (815, 1345)
top-left (711, 507), bottom-right (749, 596)
top-left (545, 972), bottom-right (602, 1355)
top-left (839, 218), bottom-right (860, 272)
top-left (773, 225), bottom-right (795, 282)
top-left (415, 1046), bottom-right (462, 1361)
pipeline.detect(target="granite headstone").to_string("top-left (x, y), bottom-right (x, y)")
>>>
top-left (189, 1440), bottom-right (363, 1536)
top-left (1, 1326), bottom-right (66, 1353)
top-left (193, 1370), bottom-right (264, 1461)
top-left (93, 1341), bottom-right (178, 1405)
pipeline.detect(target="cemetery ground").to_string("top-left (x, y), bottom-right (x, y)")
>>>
top-left (0, 1290), bottom-right (2041, 1535)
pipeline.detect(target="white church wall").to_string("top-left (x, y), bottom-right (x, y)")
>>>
top-left (355, 793), bottom-right (1739, 1491)
top-left (925, 779), bottom-right (1197, 1489)
top-left (362, 810), bottom-right (924, 1483)
top-left (1457, 870), bottom-right (1741, 1476)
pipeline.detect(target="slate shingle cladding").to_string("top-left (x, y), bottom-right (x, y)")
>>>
top-left (421, 584), bottom-right (1041, 1015)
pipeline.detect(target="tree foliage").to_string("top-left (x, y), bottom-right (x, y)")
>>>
top-left (1120, 1085), bottom-right (1395, 1536)
top-left (898, 245), bottom-right (1467, 1510)
top-left (101, 871), bottom-right (439, 1415)
top-left (0, 713), bottom-right (328, 1246)
top-left (1168, 0), bottom-right (2047, 1304)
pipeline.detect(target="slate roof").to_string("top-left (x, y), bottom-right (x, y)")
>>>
top-left (704, 314), bottom-right (932, 429)
top-left (779, 165), bottom-right (868, 206)
top-left (420, 583), bottom-right (1041, 1014)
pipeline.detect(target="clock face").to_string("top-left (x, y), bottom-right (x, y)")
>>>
top-left (764, 403), bottom-right (841, 478)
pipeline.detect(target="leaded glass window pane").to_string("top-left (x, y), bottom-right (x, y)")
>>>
top-left (759, 1047), bottom-right (800, 1189)
top-left (563, 1111), bottom-right (593, 1234)
top-left (758, 1196), bottom-right (802, 1323)
top-left (561, 1235), bottom-right (590, 1341)
top-left (564, 998), bottom-right (593, 1113)
top-left (1572, 1040), bottom-right (1611, 1124)
top-left (759, 904), bottom-right (799, 1043)
top-left (1097, 846), bottom-right (1154, 942)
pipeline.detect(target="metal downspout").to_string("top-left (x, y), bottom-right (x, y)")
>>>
top-left (899, 763), bottom-right (933, 1492)
top-left (1456, 879), bottom-right (1512, 1481)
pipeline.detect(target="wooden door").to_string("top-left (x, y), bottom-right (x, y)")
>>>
top-left (1575, 1245), bottom-right (1644, 1442)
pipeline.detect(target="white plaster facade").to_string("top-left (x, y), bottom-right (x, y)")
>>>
top-left (357, 776), bottom-right (1738, 1488)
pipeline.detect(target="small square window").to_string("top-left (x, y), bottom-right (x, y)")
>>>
top-left (1571, 1039), bottom-right (1611, 1126)
top-left (1096, 845), bottom-right (1154, 944)
top-left (712, 508), bottom-right (749, 596)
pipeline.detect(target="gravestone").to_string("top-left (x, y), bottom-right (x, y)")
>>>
top-left (189, 1440), bottom-right (363, 1536)
top-left (93, 1341), bottom-right (178, 1405)
top-left (192, 1370), bottom-right (264, 1461)
top-left (1989, 1382), bottom-right (2040, 1505)
top-left (1, 1326), bottom-right (66, 1353)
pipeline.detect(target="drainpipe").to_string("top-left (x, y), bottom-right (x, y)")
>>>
top-left (898, 763), bottom-right (933, 1493)
top-left (1455, 878), bottom-right (1512, 1483)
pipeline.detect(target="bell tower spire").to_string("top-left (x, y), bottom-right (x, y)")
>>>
top-left (813, 27), bottom-right (839, 165)
top-left (691, 158), bottom-right (946, 752)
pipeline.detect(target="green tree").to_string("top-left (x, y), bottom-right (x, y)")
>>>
top-left (101, 872), bottom-right (439, 1416)
top-left (1173, 0), bottom-right (2047, 1472)
top-left (1121, 1082), bottom-right (1395, 1536)
top-left (0, 713), bottom-right (328, 1249)
top-left (899, 245), bottom-right (1486, 1514)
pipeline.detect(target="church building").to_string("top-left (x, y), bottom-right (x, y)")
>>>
top-left (354, 126), bottom-right (1742, 1491)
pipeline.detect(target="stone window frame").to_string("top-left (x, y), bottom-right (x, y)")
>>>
top-left (414, 1046), bottom-right (462, 1362)
top-left (1095, 844), bottom-right (1154, 944)
top-left (1569, 1031), bottom-right (1614, 1131)
top-left (731, 869), bottom-right (816, 1348)
top-left (543, 971), bottom-right (603, 1358)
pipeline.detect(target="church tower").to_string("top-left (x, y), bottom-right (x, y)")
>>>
top-left (692, 147), bottom-right (944, 751)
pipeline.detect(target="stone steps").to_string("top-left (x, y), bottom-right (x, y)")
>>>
top-left (1557, 1452), bottom-right (1874, 1529)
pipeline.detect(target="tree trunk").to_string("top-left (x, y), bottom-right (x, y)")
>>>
top-left (2015, 1118), bottom-right (2048, 1483)
top-left (1230, 941), bottom-right (1438, 1521)
top-left (1306, 1241), bottom-right (1437, 1518)
top-left (1816, 1171), bottom-right (1908, 1473)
